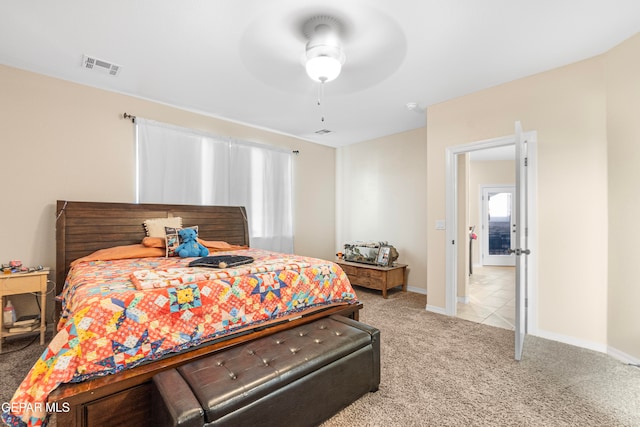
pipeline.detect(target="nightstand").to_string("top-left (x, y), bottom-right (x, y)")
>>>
top-left (0, 269), bottom-right (49, 353)
top-left (336, 260), bottom-right (407, 299)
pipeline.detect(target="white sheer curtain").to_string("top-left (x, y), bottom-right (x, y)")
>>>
top-left (229, 141), bottom-right (293, 252)
top-left (136, 118), bottom-right (293, 253)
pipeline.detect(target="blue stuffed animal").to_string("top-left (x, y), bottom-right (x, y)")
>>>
top-left (175, 228), bottom-right (209, 258)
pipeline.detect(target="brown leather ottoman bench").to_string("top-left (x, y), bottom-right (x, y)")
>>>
top-left (151, 315), bottom-right (380, 427)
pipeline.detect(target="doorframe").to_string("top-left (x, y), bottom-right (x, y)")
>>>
top-left (481, 185), bottom-right (516, 267)
top-left (445, 132), bottom-right (538, 335)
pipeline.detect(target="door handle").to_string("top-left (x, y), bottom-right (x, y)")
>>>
top-left (508, 248), bottom-right (531, 256)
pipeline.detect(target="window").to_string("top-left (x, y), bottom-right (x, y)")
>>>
top-left (136, 118), bottom-right (293, 252)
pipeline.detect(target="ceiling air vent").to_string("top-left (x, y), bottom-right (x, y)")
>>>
top-left (82, 54), bottom-right (121, 76)
top-left (315, 129), bottom-right (332, 135)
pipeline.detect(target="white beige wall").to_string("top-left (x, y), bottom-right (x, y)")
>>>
top-left (427, 55), bottom-right (609, 350)
top-left (605, 34), bottom-right (640, 360)
top-left (334, 33), bottom-right (640, 361)
top-left (0, 65), bottom-right (337, 316)
top-left (336, 127), bottom-right (428, 292)
top-left (469, 160), bottom-right (515, 266)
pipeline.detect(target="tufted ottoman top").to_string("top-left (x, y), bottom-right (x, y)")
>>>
top-left (177, 316), bottom-right (376, 424)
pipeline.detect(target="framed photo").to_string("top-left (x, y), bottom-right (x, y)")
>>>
top-left (376, 246), bottom-right (391, 266)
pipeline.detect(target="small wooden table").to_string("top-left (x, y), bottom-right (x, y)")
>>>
top-left (336, 260), bottom-right (407, 299)
top-left (0, 269), bottom-right (49, 353)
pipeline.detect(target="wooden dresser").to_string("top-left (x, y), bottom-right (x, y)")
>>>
top-left (336, 260), bottom-right (407, 298)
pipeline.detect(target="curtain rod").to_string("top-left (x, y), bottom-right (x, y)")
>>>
top-left (123, 112), bottom-right (136, 123)
top-left (125, 112), bottom-right (300, 154)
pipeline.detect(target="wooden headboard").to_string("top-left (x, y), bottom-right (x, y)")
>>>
top-left (54, 200), bottom-right (249, 313)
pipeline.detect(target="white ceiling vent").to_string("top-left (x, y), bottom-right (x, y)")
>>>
top-left (82, 54), bottom-right (121, 76)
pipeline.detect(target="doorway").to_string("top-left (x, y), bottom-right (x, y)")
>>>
top-left (444, 131), bottom-right (537, 336)
top-left (460, 158), bottom-right (516, 329)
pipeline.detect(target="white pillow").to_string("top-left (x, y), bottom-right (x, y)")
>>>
top-left (143, 217), bottom-right (182, 238)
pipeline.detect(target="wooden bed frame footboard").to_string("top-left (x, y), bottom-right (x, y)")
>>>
top-left (49, 303), bottom-right (361, 427)
top-left (51, 201), bottom-right (362, 426)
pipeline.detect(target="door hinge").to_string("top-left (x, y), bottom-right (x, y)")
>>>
top-left (524, 157), bottom-right (528, 167)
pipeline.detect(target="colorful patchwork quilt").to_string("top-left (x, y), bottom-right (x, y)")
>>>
top-left (2, 248), bottom-right (357, 427)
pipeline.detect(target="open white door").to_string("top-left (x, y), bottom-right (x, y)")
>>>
top-left (513, 121), bottom-right (530, 361)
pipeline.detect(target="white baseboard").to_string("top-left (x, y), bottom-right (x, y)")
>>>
top-left (407, 285), bottom-right (446, 314)
top-left (533, 329), bottom-right (607, 354)
top-left (426, 304), bottom-right (447, 315)
top-left (537, 332), bottom-right (640, 365)
top-left (421, 301), bottom-right (639, 365)
top-left (407, 285), bottom-right (427, 295)
top-left (607, 346), bottom-right (640, 366)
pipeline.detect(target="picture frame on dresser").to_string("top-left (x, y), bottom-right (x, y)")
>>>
top-left (376, 246), bottom-right (392, 266)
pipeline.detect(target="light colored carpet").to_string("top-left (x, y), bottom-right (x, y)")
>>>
top-left (1, 331), bottom-right (50, 403)
top-left (323, 287), bottom-right (640, 427)
top-left (2, 289), bottom-right (639, 427)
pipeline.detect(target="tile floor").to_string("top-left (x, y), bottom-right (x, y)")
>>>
top-left (456, 265), bottom-right (515, 330)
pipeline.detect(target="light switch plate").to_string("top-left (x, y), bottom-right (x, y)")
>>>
top-left (435, 220), bottom-right (446, 230)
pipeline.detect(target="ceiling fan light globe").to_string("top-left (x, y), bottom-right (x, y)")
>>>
top-left (306, 56), bottom-right (342, 83)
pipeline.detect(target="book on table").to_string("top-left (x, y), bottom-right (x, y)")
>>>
top-left (13, 314), bottom-right (40, 326)
top-left (9, 322), bottom-right (40, 333)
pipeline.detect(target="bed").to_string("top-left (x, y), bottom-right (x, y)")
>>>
top-left (3, 201), bottom-right (361, 427)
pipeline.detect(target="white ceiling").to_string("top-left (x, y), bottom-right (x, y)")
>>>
top-left (2, 1), bottom-right (639, 147)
